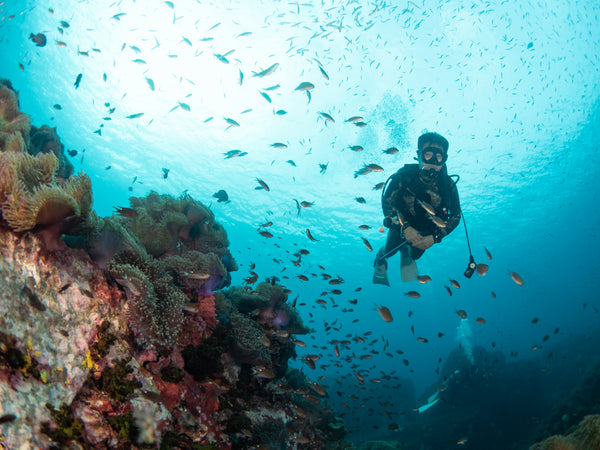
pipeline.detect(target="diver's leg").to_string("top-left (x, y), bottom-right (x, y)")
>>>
top-left (400, 244), bottom-right (419, 282)
top-left (373, 230), bottom-right (402, 286)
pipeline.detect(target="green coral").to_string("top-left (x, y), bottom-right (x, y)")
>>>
top-left (41, 403), bottom-right (84, 446)
top-left (95, 357), bottom-right (142, 401)
top-left (182, 335), bottom-right (225, 382)
top-left (89, 320), bottom-right (117, 361)
top-left (160, 363), bottom-right (184, 383)
top-left (106, 410), bottom-right (139, 442)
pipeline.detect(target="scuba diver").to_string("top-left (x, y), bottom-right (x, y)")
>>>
top-left (373, 132), bottom-right (462, 285)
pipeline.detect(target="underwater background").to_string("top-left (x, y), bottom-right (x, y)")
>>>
top-left (1, 0), bottom-right (600, 448)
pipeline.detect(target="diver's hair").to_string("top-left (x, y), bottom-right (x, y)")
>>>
top-left (418, 132), bottom-right (449, 153)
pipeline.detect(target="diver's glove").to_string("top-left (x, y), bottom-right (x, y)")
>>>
top-left (402, 226), bottom-right (420, 244)
top-left (413, 234), bottom-right (435, 250)
top-left (383, 215), bottom-right (402, 229)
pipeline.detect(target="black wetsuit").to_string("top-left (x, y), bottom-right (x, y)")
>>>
top-left (381, 164), bottom-right (461, 260)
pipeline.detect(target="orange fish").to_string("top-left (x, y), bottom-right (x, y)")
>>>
top-left (450, 279), bottom-right (460, 289)
top-left (375, 304), bottom-right (393, 322)
top-left (256, 178), bottom-right (270, 191)
top-left (306, 228), bottom-right (318, 241)
top-left (456, 309), bottom-right (467, 319)
top-left (445, 286), bottom-right (452, 296)
top-left (416, 337), bottom-right (428, 343)
top-left (475, 317), bottom-right (486, 324)
top-left (509, 271), bottom-right (524, 285)
top-left (362, 237), bottom-right (372, 251)
top-left (258, 230), bottom-right (273, 238)
top-left (416, 275), bottom-right (432, 284)
top-left (404, 291), bottom-right (420, 298)
top-left (476, 264), bottom-right (489, 276)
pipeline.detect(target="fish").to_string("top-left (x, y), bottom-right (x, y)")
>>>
top-left (430, 215), bottom-right (446, 228)
top-left (375, 304), bottom-right (393, 322)
top-left (366, 164), bottom-right (384, 172)
top-left (475, 317), bottom-right (486, 324)
top-left (275, 109), bottom-right (287, 115)
top-left (132, 58), bottom-right (147, 64)
top-left (126, 113), bottom-right (144, 119)
top-left (212, 189), bottom-right (229, 202)
top-left (29, 32), bottom-right (47, 47)
top-left (224, 117), bottom-right (240, 127)
top-left (354, 167), bottom-right (371, 178)
top-left (256, 178), bottom-right (270, 191)
top-left (485, 247), bottom-right (493, 259)
top-left (56, 40), bottom-right (67, 47)
top-left (476, 264), bottom-right (489, 275)
top-left (18, 62), bottom-right (24, 71)
top-left (361, 237), bottom-right (372, 251)
top-left (113, 206), bottom-right (137, 218)
top-left (67, 149), bottom-right (78, 157)
top-left (223, 149), bottom-right (245, 159)
top-left (306, 229), bottom-right (318, 241)
top-left (404, 291), bottom-right (420, 298)
top-left (162, 168), bottom-right (170, 179)
top-left (270, 143), bottom-right (288, 149)
top-left (238, 69), bottom-right (244, 85)
top-left (450, 279), bottom-right (460, 289)
top-left (111, 12), bottom-right (127, 20)
top-left (295, 82), bottom-right (315, 91)
top-left (457, 437), bottom-right (469, 445)
top-left (358, 225), bottom-right (371, 230)
top-left (264, 84), bottom-right (280, 91)
top-left (509, 271), bottom-right (524, 285)
top-left (319, 112), bottom-right (335, 123)
top-left (178, 102), bottom-right (190, 111)
top-left (0, 414), bottom-right (16, 424)
top-left (456, 309), bottom-right (467, 319)
top-left (346, 116), bottom-right (363, 122)
top-left (252, 63), bottom-right (279, 77)
top-left (354, 121), bottom-right (367, 127)
top-left (417, 199), bottom-right (436, 215)
top-left (300, 201), bottom-right (314, 207)
top-left (145, 77), bottom-right (155, 91)
top-left (416, 275), bottom-right (432, 284)
top-left (373, 182), bottom-right (385, 190)
top-left (259, 91), bottom-right (271, 103)
top-left (491, 291), bottom-right (497, 299)
top-left (318, 65), bottom-right (329, 80)
top-left (53, 104), bottom-right (62, 110)
top-left (348, 145), bottom-right (364, 152)
top-left (319, 162), bottom-right (328, 174)
top-left (416, 337), bottom-right (428, 343)
top-left (259, 230), bottom-right (273, 238)
top-left (355, 197), bottom-right (366, 204)
top-left (74, 73), bottom-right (83, 89)
top-left (60, 20), bottom-right (70, 28)
top-left (214, 52), bottom-right (233, 64)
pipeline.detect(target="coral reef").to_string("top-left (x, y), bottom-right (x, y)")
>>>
top-left (0, 80), bottom-right (92, 238)
top-left (0, 78), bottom-right (344, 449)
top-left (530, 415), bottom-right (600, 450)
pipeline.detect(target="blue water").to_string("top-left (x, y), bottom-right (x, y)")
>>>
top-left (2, 0), bottom-right (600, 447)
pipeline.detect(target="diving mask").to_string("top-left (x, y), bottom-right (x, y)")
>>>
top-left (419, 147), bottom-right (447, 166)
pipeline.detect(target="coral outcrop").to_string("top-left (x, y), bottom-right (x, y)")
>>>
top-left (530, 415), bottom-right (600, 450)
top-left (0, 78), bottom-right (344, 449)
top-left (0, 79), bottom-right (92, 238)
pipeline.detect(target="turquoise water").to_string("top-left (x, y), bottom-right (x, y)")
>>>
top-left (2, 0), bottom-right (600, 447)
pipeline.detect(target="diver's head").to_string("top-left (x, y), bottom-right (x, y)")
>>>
top-left (417, 132), bottom-right (448, 172)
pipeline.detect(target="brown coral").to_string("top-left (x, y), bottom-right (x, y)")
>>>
top-left (0, 85), bottom-right (31, 151)
top-left (0, 150), bottom-right (92, 233)
top-left (531, 415), bottom-right (600, 450)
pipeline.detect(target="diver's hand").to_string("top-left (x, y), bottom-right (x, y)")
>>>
top-left (383, 216), bottom-right (401, 229)
top-left (402, 226), bottom-right (420, 245)
top-left (413, 234), bottom-right (434, 250)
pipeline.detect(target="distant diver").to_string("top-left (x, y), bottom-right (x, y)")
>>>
top-left (373, 132), bottom-right (461, 285)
